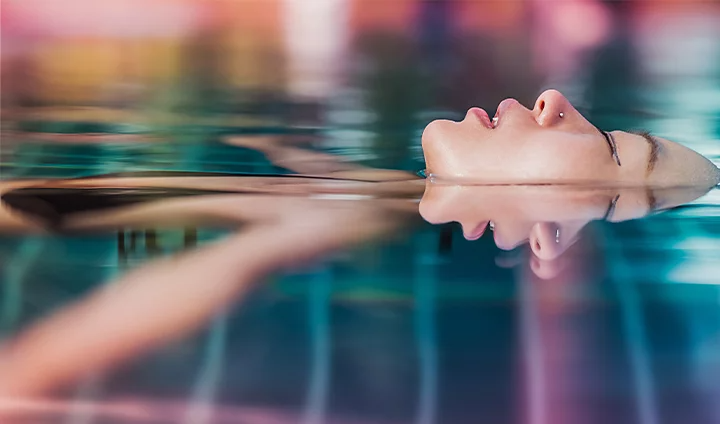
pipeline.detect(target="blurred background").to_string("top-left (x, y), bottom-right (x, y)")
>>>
top-left (3, 0), bottom-right (720, 175)
top-left (2, 1), bottom-right (720, 423)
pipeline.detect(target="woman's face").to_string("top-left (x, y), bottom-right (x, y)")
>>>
top-left (422, 90), bottom-right (720, 187)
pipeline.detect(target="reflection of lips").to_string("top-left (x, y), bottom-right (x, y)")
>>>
top-left (494, 98), bottom-right (520, 124)
top-left (467, 107), bottom-right (493, 129)
top-left (464, 220), bottom-right (489, 240)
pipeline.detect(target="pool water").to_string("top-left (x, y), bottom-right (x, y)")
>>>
top-left (2, 1), bottom-right (720, 423)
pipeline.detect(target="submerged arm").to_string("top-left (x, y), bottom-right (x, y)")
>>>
top-left (223, 135), bottom-right (416, 182)
top-left (0, 197), bottom-right (403, 398)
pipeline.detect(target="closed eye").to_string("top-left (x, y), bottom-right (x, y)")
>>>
top-left (603, 194), bottom-right (620, 221)
top-left (598, 128), bottom-right (621, 166)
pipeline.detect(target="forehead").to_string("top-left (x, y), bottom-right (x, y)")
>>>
top-left (648, 136), bottom-right (720, 187)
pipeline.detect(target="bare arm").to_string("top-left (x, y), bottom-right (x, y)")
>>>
top-left (0, 198), bottom-right (403, 398)
top-left (223, 135), bottom-right (416, 182)
top-left (0, 179), bottom-right (53, 233)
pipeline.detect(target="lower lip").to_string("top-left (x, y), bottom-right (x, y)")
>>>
top-left (468, 107), bottom-right (493, 129)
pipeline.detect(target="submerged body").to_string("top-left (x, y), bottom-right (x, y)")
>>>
top-left (0, 99), bottom-right (718, 399)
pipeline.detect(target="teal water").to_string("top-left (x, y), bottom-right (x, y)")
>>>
top-left (2, 2), bottom-right (720, 423)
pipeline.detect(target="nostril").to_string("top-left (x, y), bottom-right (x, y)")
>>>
top-left (538, 100), bottom-right (546, 112)
top-left (534, 238), bottom-right (541, 252)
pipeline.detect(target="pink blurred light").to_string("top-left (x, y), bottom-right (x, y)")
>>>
top-left (551, 1), bottom-right (611, 49)
top-left (3, 0), bottom-right (206, 38)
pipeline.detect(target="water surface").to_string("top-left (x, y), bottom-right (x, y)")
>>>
top-left (2, 1), bottom-right (720, 423)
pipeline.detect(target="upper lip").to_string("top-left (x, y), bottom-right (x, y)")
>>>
top-left (493, 98), bottom-right (519, 128)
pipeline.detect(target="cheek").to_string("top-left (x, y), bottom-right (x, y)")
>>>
top-left (422, 124), bottom-right (614, 181)
top-left (514, 142), bottom-right (611, 180)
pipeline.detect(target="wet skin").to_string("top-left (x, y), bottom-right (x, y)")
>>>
top-left (422, 89), bottom-right (720, 187)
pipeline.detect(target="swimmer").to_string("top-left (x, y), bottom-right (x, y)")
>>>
top-left (421, 89), bottom-right (720, 187)
top-left (0, 104), bottom-right (717, 398)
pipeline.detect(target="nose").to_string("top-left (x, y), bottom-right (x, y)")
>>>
top-left (533, 89), bottom-right (573, 127)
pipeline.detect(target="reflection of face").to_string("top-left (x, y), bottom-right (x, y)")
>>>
top-left (419, 183), bottom-right (713, 277)
top-left (422, 90), bottom-right (720, 187)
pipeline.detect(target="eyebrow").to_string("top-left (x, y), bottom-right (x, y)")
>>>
top-left (632, 131), bottom-right (661, 176)
top-left (645, 187), bottom-right (658, 212)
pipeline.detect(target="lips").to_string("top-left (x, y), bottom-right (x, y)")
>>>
top-left (468, 107), bottom-right (493, 129)
top-left (469, 98), bottom-right (521, 130)
top-left (492, 98), bottom-right (520, 128)
top-left (464, 220), bottom-right (489, 241)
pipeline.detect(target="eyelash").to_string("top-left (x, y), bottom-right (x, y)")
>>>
top-left (601, 130), bottom-right (622, 167)
top-left (603, 194), bottom-right (620, 221)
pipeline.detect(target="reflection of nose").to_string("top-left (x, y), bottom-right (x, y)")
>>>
top-left (534, 89), bottom-right (571, 127)
top-left (530, 256), bottom-right (567, 280)
top-left (529, 222), bottom-right (564, 261)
